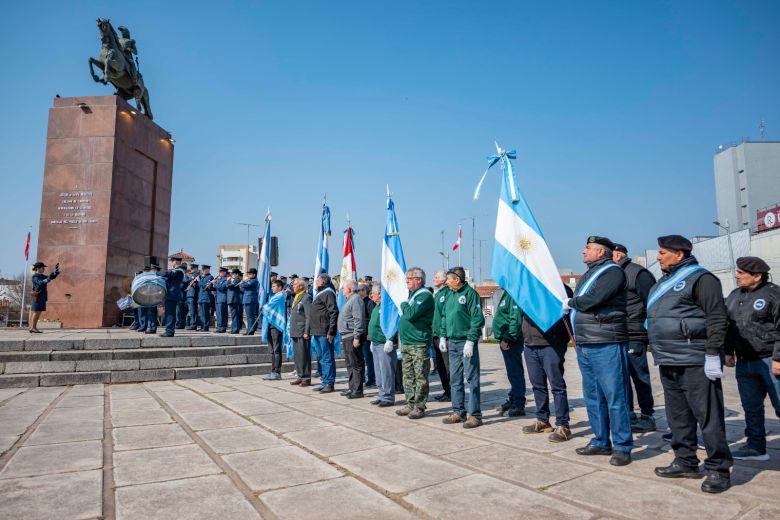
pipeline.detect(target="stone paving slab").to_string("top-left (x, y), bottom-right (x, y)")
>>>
top-left (111, 407), bottom-right (173, 427)
top-left (261, 476), bottom-right (417, 520)
top-left (197, 425), bottom-right (287, 454)
top-left (0, 440), bottom-right (103, 479)
top-left (223, 445), bottom-right (342, 491)
top-left (115, 474), bottom-right (261, 520)
top-left (113, 423), bottom-right (194, 451)
top-left (113, 444), bottom-right (222, 486)
top-left (284, 424), bottom-right (392, 457)
top-left (249, 410), bottom-right (333, 433)
top-left (0, 469), bottom-right (102, 520)
top-left (177, 410), bottom-right (252, 431)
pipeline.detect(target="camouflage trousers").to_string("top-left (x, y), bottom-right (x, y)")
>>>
top-left (401, 344), bottom-right (430, 410)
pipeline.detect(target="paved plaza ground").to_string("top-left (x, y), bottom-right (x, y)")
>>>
top-left (0, 343), bottom-right (778, 520)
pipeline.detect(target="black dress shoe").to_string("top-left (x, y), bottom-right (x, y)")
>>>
top-left (347, 393), bottom-right (364, 399)
top-left (158, 333), bottom-right (174, 337)
top-left (377, 401), bottom-right (395, 407)
top-left (610, 451), bottom-right (631, 466)
top-left (370, 399), bottom-right (381, 405)
top-left (654, 463), bottom-right (703, 479)
top-left (701, 472), bottom-right (731, 494)
top-left (319, 385), bottom-right (334, 393)
top-left (575, 444), bottom-right (613, 456)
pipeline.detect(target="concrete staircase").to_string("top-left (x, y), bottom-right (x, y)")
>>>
top-left (0, 334), bottom-right (285, 387)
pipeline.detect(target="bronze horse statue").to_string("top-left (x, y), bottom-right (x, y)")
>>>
top-left (88, 18), bottom-right (153, 119)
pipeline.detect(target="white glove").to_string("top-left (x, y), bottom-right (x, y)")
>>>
top-left (383, 340), bottom-right (394, 353)
top-left (562, 298), bottom-right (571, 313)
top-left (438, 337), bottom-right (448, 352)
top-left (704, 355), bottom-right (723, 381)
top-left (464, 340), bottom-right (475, 358)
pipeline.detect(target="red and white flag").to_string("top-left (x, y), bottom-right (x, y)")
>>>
top-left (24, 231), bottom-right (30, 261)
top-left (340, 226), bottom-right (357, 284)
top-left (452, 225), bottom-right (462, 251)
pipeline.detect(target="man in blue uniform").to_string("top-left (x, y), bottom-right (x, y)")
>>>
top-left (175, 263), bottom-right (188, 329)
top-left (213, 267), bottom-right (229, 333)
top-left (158, 255), bottom-right (185, 337)
top-left (197, 265), bottom-right (215, 332)
top-left (29, 261), bottom-right (60, 333)
top-left (185, 264), bottom-right (201, 330)
top-left (140, 263), bottom-right (160, 334)
top-left (227, 269), bottom-right (243, 334)
top-left (240, 268), bottom-right (260, 335)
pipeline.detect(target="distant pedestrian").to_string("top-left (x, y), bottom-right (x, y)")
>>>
top-left (29, 261), bottom-right (60, 333)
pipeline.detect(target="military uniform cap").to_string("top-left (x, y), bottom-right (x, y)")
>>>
top-left (248, 268), bottom-right (258, 275)
top-left (736, 256), bottom-right (770, 274)
top-left (230, 268), bottom-right (241, 274)
top-left (613, 243), bottom-right (628, 254)
top-left (218, 267), bottom-right (228, 272)
top-left (291, 273), bottom-right (299, 278)
top-left (201, 264), bottom-right (211, 269)
top-left (150, 264), bottom-right (160, 269)
top-left (586, 236), bottom-right (616, 250)
top-left (169, 255), bottom-right (182, 261)
top-left (657, 235), bottom-right (692, 253)
top-left (180, 262), bottom-right (188, 269)
top-left (270, 271), bottom-right (278, 277)
top-left (190, 264), bottom-right (199, 268)
top-left (32, 261), bottom-right (47, 269)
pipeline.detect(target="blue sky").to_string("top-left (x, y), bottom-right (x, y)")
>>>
top-left (1, 1), bottom-right (778, 281)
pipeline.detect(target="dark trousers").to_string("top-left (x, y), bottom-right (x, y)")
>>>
top-left (198, 302), bottom-right (211, 331)
top-left (524, 344), bottom-right (570, 426)
top-left (362, 338), bottom-right (375, 385)
top-left (293, 337), bottom-right (311, 380)
top-left (144, 307), bottom-right (158, 332)
top-left (244, 303), bottom-right (259, 334)
top-left (432, 338), bottom-right (451, 397)
top-left (659, 365), bottom-right (733, 474)
top-left (501, 341), bottom-right (526, 408)
top-left (269, 327), bottom-right (283, 374)
top-left (176, 301), bottom-right (187, 328)
top-left (135, 307), bottom-right (146, 330)
top-left (626, 342), bottom-right (654, 416)
top-left (344, 337), bottom-right (365, 394)
top-left (215, 302), bottom-right (228, 332)
top-left (395, 357), bottom-right (404, 392)
top-left (187, 298), bottom-right (201, 328)
top-left (735, 357), bottom-right (780, 454)
top-left (228, 303), bottom-right (242, 333)
top-left (163, 300), bottom-right (177, 335)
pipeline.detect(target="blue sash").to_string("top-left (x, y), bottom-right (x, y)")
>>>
top-left (643, 264), bottom-right (705, 328)
top-left (570, 263), bottom-right (620, 337)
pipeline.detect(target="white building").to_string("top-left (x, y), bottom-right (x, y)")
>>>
top-left (714, 141), bottom-right (780, 235)
top-left (218, 244), bottom-right (258, 273)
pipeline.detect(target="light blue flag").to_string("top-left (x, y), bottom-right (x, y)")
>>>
top-left (477, 144), bottom-right (567, 332)
top-left (313, 202), bottom-right (331, 294)
top-left (261, 291), bottom-right (292, 356)
top-left (258, 213), bottom-right (273, 341)
top-left (380, 192), bottom-right (407, 339)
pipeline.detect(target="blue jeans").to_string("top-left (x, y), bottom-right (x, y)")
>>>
top-left (143, 307), bottom-right (157, 332)
top-left (576, 343), bottom-right (633, 453)
top-left (525, 344), bottom-right (570, 426)
top-left (371, 342), bottom-right (396, 403)
top-left (311, 335), bottom-right (336, 385)
top-left (735, 357), bottom-right (780, 453)
top-left (500, 341), bottom-right (526, 408)
top-left (448, 340), bottom-right (481, 418)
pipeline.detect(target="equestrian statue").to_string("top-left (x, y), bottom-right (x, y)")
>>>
top-left (88, 18), bottom-right (153, 119)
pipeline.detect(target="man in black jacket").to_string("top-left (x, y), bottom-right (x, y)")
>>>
top-left (648, 235), bottom-right (732, 494)
top-left (613, 243), bottom-right (657, 433)
top-left (309, 274), bottom-right (339, 393)
top-left (289, 277), bottom-right (313, 387)
top-left (564, 236), bottom-right (633, 466)
top-left (724, 256), bottom-right (780, 462)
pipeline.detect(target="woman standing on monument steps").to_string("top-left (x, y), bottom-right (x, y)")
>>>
top-left (29, 261), bottom-right (60, 333)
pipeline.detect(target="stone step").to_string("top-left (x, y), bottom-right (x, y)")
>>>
top-left (0, 345), bottom-right (270, 363)
top-left (0, 334), bottom-right (264, 352)
top-left (0, 359), bottom-right (347, 388)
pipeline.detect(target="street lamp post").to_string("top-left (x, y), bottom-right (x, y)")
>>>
top-left (713, 219), bottom-right (736, 285)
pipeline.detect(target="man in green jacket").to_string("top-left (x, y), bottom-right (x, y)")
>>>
top-left (432, 270), bottom-right (452, 402)
top-left (492, 290), bottom-right (527, 417)
top-left (439, 267), bottom-right (486, 428)
top-left (396, 267), bottom-right (435, 419)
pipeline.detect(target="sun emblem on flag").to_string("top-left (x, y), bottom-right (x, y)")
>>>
top-left (518, 236), bottom-right (535, 254)
top-left (384, 269), bottom-right (399, 283)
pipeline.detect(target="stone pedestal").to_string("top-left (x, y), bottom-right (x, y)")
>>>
top-left (36, 96), bottom-right (174, 328)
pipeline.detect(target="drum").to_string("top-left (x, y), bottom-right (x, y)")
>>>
top-left (131, 272), bottom-right (166, 307)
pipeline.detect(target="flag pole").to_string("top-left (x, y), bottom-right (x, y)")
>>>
top-left (19, 227), bottom-right (31, 328)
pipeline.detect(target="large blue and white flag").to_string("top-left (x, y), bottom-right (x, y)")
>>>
top-left (258, 212), bottom-right (273, 340)
top-left (261, 291), bottom-right (292, 355)
top-left (380, 191), bottom-right (407, 339)
top-left (313, 201), bottom-right (331, 296)
top-left (476, 143), bottom-right (567, 332)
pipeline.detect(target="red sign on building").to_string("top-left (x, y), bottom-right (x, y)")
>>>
top-left (757, 205), bottom-right (780, 233)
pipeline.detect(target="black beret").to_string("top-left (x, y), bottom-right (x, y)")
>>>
top-left (736, 256), bottom-right (770, 274)
top-left (613, 243), bottom-right (628, 254)
top-left (587, 236), bottom-right (615, 250)
top-left (657, 235), bottom-right (692, 253)
top-left (447, 267), bottom-right (467, 282)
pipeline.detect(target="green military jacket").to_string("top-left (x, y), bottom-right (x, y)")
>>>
top-left (367, 303), bottom-right (398, 344)
top-left (492, 291), bottom-right (523, 343)
top-left (432, 287), bottom-right (451, 339)
top-left (398, 287), bottom-right (434, 345)
top-left (438, 282), bottom-right (485, 342)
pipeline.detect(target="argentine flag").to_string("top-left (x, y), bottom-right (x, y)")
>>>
top-left (313, 202), bottom-right (331, 296)
top-left (258, 213), bottom-right (273, 340)
top-left (380, 193), bottom-right (407, 338)
top-left (489, 146), bottom-right (567, 332)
